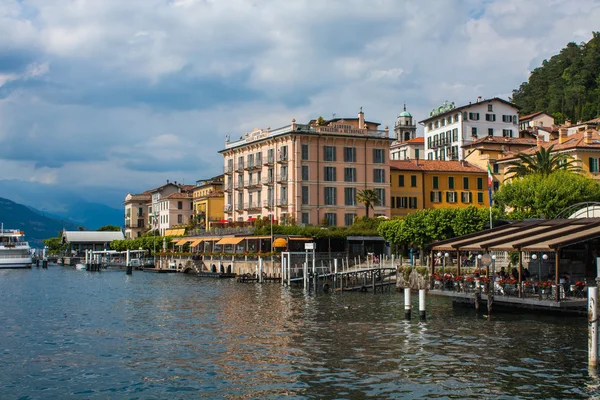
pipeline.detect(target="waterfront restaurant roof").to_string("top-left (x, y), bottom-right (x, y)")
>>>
top-left (62, 231), bottom-right (124, 244)
top-left (431, 218), bottom-right (600, 253)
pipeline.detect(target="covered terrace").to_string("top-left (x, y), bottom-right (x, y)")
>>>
top-left (430, 218), bottom-right (600, 301)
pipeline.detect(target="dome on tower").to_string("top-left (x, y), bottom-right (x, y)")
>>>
top-left (399, 110), bottom-right (412, 117)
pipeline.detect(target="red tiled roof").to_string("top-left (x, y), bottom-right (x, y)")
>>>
top-left (462, 136), bottom-right (538, 148)
top-left (498, 129), bottom-right (600, 162)
top-left (162, 192), bottom-right (192, 199)
top-left (519, 111), bottom-right (553, 121)
top-left (406, 137), bottom-right (424, 144)
top-left (390, 160), bottom-right (486, 173)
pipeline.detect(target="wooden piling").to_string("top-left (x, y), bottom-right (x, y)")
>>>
top-left (590, 286), bottom-right (598, 368)
top-left (419, 289), bottom-right (426, 321)
top-left (404, 288), bottom-right (411, 320)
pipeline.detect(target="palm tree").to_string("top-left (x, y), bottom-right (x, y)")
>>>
top-left (505, 144), bottom-right (581, 178)
top-left (356, 189), bottom-right (380, 218)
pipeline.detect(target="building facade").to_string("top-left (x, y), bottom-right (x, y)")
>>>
top-left (519, 112), bottom-right (555, 131)
top-left (192, 176), bottom-right (225, 231)
top-left (219, 111), bottom-right (393, 227)
top-left (420, 97), bottom-right (520, 161)
top-left (123, 192), bottom-right (151, 239)
top-left (390, 160), bottom-right (490, 218)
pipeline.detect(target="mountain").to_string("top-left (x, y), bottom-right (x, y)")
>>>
top-left (0, 197), bottom-right (79, 246)
top-left (0, 179), bottom-right (123, 229)
top-left (512, 32), bottom-right (600, 123)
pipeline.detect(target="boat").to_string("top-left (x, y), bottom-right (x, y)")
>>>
top-left (75, 263), bottom-right (87, 270)
top-left (0, 226), bottom-right (33, 268)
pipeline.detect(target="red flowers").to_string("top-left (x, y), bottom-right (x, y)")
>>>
top-left (576, 281), bottom-right (587, 288)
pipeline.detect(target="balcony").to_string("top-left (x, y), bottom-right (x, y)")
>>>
top-left (245, 179), bottom-right (262, 189)
top-left (276, 198), bottom-right (288, 207)
top-left (244, 202), bottom-right (261, 211)
top-left (262, 176), bottom-right (274, 186)
top-left (235, 182), bottom-right (244, 191)
top-left (224, 183), bottom-right (233, 192)
top-left (236, 163), bottom-right (244, 172)
top-left (253, 161), bottom-right (263, 170)
top-left (263, 156), bottom-right (275, 166)
top-left (263, 200), bottom-right (274, 208)
top-left (244, 162), bottom-right (254, 170)
top-left (224, 165), bottom-right (234, 175)
top-left (235, 203), bottom-right (244, 211)
top-left (276, 174), bottom-right (288, 184)
top-left (277, 154), bottom-right (288, 163)
top-left (223, 204), bottom-right (233, 213)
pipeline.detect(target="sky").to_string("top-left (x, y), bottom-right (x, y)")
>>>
top-left (1, 0), bottom-right (599, 208)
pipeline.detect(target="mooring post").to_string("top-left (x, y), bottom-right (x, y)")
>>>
top-left (590, 286), bottom-right (598, 369)
top-left (475, 291), bottom-right (481, 312)
top-left (258, 257), bottom-right (263, 283)
top-left (404, 288), bottom-right (411, 320)
top-left (419, 289), bottom-right (426, 321)
top-left (372, 270), bottom-right (376, 293)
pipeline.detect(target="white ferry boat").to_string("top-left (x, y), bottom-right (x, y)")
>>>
top-left (0, 226), bottom-right (33, 268)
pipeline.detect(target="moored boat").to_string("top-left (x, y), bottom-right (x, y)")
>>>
top-left (0, 226), bottom-right (33, 268)
top-left (75, 263), bottom-right (87, 270)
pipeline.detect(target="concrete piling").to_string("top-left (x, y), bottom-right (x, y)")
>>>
top-left (419, 289), bottom-right (426, 321)
top-left (589, 286), bottom-right (598, 369)
top-left (404, 288), bottom-right (411, 320)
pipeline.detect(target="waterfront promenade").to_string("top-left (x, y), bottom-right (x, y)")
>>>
top-left (0, 265), bottom-right (597, 399)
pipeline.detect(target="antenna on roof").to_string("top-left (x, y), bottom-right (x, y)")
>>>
top-left (332, 113), bottom-right (336, 119)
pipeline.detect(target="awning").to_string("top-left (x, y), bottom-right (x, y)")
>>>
top-left (216, 237), bottom-right (245, 245)
top-left (189, 239), bottom-right (203, 247)
top-left (165, 228), bottom-right (185, 236)
top-left (175, 238), bottom-right (191, 245)
top-left (289, 237), bottom-right (313, 241)
top-left (273, 238), bottom-right (287, 247)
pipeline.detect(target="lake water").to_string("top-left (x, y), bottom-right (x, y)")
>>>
top-left (0, 265), bottom-right (597, 399)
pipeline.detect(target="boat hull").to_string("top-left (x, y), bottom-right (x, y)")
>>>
top-left (0, 258), bottom-right (33, 268)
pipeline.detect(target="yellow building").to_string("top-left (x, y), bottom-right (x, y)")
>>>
top-left (390, 160), bottom-right (490, 217)
top-left (497, 128), bottom-right (600, 181)
top-left (192, 176), bottom-right (225, 231)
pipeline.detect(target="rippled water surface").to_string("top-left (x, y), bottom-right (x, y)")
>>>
top-left (0, 266), bottom-right (598, 399)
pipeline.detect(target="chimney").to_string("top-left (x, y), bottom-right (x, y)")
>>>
top-left (358, 107), bottom-right (365, 129)
top-left (167, 179), bottom-right (170, 184)
top-left (559, 128), bottom-right (568, 144)
top-left (585, 129), bottom-right (594, 145)
top-left (459, 160), bottom-right (465, 167)
top-left (477, 96), bottom-right (482, 103)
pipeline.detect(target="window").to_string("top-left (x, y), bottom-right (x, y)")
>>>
top-left (446, 191), bottom-right (457, 203)
top-left (302, 212), bottom-right (309, 225)
top-left (477, 192), bottom-right (484, 203)
top-left (463, 177), bottom-right (469, 190)
top-left (324, 187), bottom-right (337, 205)
top-left (178, 214), bottom-right (183, 224)
top-left (448, 177), bottom-right (455, 189)
top-left (452, 128), bottom-right (458, 141)
top-left (461, 192), bottom-right (472, 203)
top-left (247, 153), bottom-right (254, 168)
top-left (485, 114), bottom-right (496, 122)
top-left (396, 197), bottom-right (407, 208)
top-left (493, 181), bottom-right (500, 191)
top-left (373, 149), bottom-right (385, 163)
top-left (427, 153), bottom-right (433, 160)
top-left (415, 149), bottom-right (420, 159)
top-left (477, 177), bottom-right (483, 190)
top-left (301, 144), bottom-right (309, 160)
top-left (409, 197), bottom-right (418, 209)
top-left (398, 175), bottom-right (405, 187)
top-left (325, 213), bottom-right (337, 226)
top-left (324, 167), bottom-right (336, 181)
top-left (493, 163), bottom-right (499, 174)
top-left (469, 112), bottom-right (480, 120)
top-left (302, 186), bottom-right (309, 205)
top-left (411, 175), bottom-right (417, 187)
top-left (427, 137), bottom-right (432, 148)
top-left (375, 188), bottom-right (385, 206)
top-left (472, 127), bottom-right (478, 137)
top-left (374, 169), bottom-right (385, 183)
top-left (502, 115), bottom-right (513, 123)
top-left (256, 152), bottom-right (262, 166)
top-left (267, 148), bottom-right (274, 163)
top-left (279, 145), bottom-right (288, 161)
top-left (590, 158), bottom-right (600, 173)
top-left (177, 201), bottom-right (183, 210)
top-left (488, 104), bottom-right (493, 112)
top-left (344, 168), bottom-right (356, 182)
top-left (441, 118), bottom-right (446, 127)
top-left (428, 123), bottom-right (433, 131)
top-left (302, 165), bottom-right (309, 180)
top-left (488, 128), bottom-right (494, 136)
top-left (138, 207), bottom-right (143, 217)
top-left (324, 146), bottom-right (336, 161)
top-left (237, 156), bottom-right (244, 170)
top-left (344, 213), bottom-right (356, 226)
top-left (432, 176), bottom-right (439, 189)
top-left (430, 191), bottom-right (442, 203)
top-left (502, 129), bottom-right (513, 137)
top-left (344, 147), bottom-right (356, 162)
top-left (344, 187), bottom-right (356, 206)
top-left (448, 115), bottom-right (453, 124)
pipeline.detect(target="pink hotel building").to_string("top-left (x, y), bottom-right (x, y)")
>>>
top-left (219, 111), bottom-right (393, 226)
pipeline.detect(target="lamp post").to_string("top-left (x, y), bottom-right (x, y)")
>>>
top-left (491, 254), bottom-right (497, 279)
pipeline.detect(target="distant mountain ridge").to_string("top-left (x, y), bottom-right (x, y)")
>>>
top-left (0, 179), bottom-right (123, 230)
top-left (0, 197), bottom-right (79, 246)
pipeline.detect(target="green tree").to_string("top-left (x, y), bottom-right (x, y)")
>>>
top-left (505, 145), bottom-right (582, 178)
top-left (97, 225), bottom-right (122, 232)
top-left (356, 189), bottom-right (380, 218)
top-left (493, 170), bottom-right (600, 219)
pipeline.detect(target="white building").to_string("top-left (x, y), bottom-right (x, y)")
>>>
top-left (391, 104), bottom-right (423, 161)
top-left (420, 97), bottom-right (520, 161)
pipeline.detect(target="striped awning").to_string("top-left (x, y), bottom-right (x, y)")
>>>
top-left (216, 237), bottom-right (245, 245)
top-left (175, 238), bottom-right (191, 245)
top-left (165, 228), bottom-right (186, 236)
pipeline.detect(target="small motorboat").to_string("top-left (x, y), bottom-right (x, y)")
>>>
top-left (75, 263), bottom-right (87, 270)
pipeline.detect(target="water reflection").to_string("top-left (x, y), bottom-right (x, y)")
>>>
top-left (0, 267), bottom-right (597, 399)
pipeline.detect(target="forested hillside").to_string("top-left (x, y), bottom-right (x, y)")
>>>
top-left (512, 32), bottom-right (600, 123)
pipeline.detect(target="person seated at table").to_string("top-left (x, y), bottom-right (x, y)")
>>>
top-left (499, 267), bottom-right (508, 279)
top-left (511, 267), bottom-right (519, 280)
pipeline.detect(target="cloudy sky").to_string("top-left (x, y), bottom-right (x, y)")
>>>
top-left (1, 0), bottom-right (599, 207)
